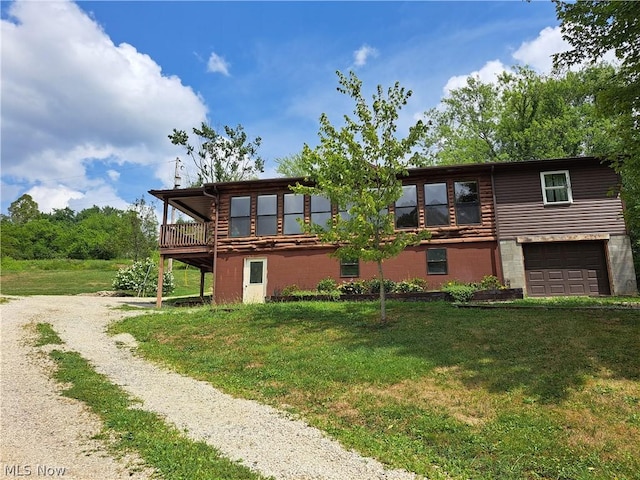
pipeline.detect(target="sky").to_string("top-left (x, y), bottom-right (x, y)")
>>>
top-left (0, 0), bottom-right (571, 216)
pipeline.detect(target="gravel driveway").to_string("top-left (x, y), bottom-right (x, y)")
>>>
top-left (1, 296), bottom-right (419, 480)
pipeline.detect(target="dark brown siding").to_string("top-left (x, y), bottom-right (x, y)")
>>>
top-left (494, 161), bottom-right (626, 239)
top-left (214, 241), bottom-right (499, 303)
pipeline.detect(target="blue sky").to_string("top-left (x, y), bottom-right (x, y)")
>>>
top-left (1, 0), bottom-right (568, 215)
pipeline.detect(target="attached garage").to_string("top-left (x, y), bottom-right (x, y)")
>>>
top-left (523, 241), bottom-right (610, 296)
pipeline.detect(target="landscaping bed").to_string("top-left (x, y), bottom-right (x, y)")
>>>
top-left (269, 288), bottom-right (524, 303)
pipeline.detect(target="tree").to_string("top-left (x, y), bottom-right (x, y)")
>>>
top-left (291, 71), bottom-right (429, 323)
top-left (421, 65), bottom-right (620, 164)
top-left (8, 194), bottom-right (40, 224)
top-left (554, 0), bottom-right (640, 281)
top-left (275, 152), bottom-right (312, 178)
top-left (126, 197), bottom-right (158, 261)
top-left (169, 123), bottom-right (264, 185)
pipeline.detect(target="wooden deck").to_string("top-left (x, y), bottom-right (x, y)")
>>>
top-left (159, 223), bottom-right (213, 271)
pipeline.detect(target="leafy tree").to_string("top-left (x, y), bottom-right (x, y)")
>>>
top-left (126, 197), bottom-right (158, 261)
top-left (8, 194), bottom-right (40, 225)
top-left (554, 0), bottom-right (640, 282)
top-left (291, 71), bottom-right (429, 323)
top-left (169, 122), bottom-right (264, 185)
top-left (275, 152), bottom-right (312, 178)
top-left (421, 65), bottom-right (620, 164)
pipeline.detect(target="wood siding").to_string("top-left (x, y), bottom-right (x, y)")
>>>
top-left (494, 161), bottom-right (626, 239)
top-left (213, 171), bottom-right (497, 255)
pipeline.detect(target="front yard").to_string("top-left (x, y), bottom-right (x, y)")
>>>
top-left (111, 299), bottom-right (640, 480)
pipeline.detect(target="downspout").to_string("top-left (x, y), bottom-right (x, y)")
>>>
top-left (204, 186), bottom-right (219, 304)
top-left (490, 165), bottom-right (505, 284)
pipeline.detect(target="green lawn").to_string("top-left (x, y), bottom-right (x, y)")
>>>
top-left (0, 258), bottom-right (211, 297)
top-left (111, 300), bottom-right (640, 480)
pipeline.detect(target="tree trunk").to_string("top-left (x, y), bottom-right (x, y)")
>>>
top-left (377, 259), bottom-right (387, 324)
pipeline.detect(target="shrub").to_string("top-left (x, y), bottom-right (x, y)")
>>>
top-left (338, 280), bottom-right (367, 295)
top-left (394, 278), bottom-right (428, 293)
top-left (441, 281), bottom-right (477, 302)
top-left (367, 278), bottom-right (397, 294)
top-left (479, 275), bottom-right (503, 290)
top-left (317, 278), bottom-right (338, 293)
top-left (112, 258), bottom-right (174, 296)
top-left (281, 284), bottom-right (301, 296)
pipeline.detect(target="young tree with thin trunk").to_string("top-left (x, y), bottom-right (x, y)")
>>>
top-left (291, 71), bottom-right (429, 324)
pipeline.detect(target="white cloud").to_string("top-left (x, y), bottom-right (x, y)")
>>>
top-left (207, 51), bottom-right (231, 76)
top-left (107, 170), bottom-right (120, 182)
top-left (512, 26), bottom-right (568, 73)
top-left (0, 0), bottom-right (207, 211)
top-left (26, 185), bottom-right (85, 214)
top-left (443, 59), bottom-right (507, 94)
top-left (353, 44), bottom-right (379, 67)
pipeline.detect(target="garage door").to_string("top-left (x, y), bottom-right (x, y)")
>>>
top-left (523, 241), bottom-right (610, 296)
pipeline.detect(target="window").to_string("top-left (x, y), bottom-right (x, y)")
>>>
top-left (338, 202), bottom-right (353, 221)
top-left (284, 194), bottom-right (304, 234)
top-left (427, 248), bottom-right (447, 275)
top-left (256, 194), bottom-right (277, 236)
top-left (340, 258), bottom-right (359, 277)
top-left (454, 181), bottom-right (481, 225)
top-left (395, 185), bottom-right (418, 228)
top-left (540, 170), bottom-right (573, 205)
top-left (424, 183), bottom-right (449, 226)
top-left (311, 195), bottom-right (332, 229)
top-left (249, 261), bottom-right (264, 284)
top-left (230, 196), bottom-right (251, 237)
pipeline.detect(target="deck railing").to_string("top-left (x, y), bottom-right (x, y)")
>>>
top-left (160, 223), bottom-right (209, 248)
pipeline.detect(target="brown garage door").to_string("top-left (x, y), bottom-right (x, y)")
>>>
top-left (523, 241), bottom-right (610, 296)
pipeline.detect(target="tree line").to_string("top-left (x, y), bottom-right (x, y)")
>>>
top-left (1, 195), bottom-right (158, 261)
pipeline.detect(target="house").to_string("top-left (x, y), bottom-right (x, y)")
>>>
top-left (149, 156), bottom-right (637, 306)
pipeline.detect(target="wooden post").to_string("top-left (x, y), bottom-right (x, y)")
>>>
top-left (156, 254), bottom-right (165, 308)
top-left (199, 269), bottom-right (205, 301)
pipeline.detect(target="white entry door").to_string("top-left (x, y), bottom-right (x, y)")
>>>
top-left (243, 258), bottom-right (267, 303)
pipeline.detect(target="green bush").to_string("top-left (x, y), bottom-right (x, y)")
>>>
top-left (338, 280), bottom-right (367, 295)
top-left (367, 278), bottom-right (396, 294)
top-left (394, 278), bottom-right (428, 293)
top-left (317, 278), bottom-right (338, 293)
top-left (441, 281), bottom-right (477, 302)
top-left (112, 258), bottom-right (174, 296)
top-left (479, 275), bottom-right (503, 290)
top-left (281, 284), bottom-right (301, 296)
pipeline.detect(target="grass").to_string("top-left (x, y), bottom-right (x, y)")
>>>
top-left (0, 258), bottom-right (211, 297)
top-left (111, 300), bottom-right (640, 480)
top-left (33, 322), bottom-right (268, 480)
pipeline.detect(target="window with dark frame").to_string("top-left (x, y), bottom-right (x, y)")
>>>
top-left (283, 193), bottom-right (304, 235)
top-left (395, 185), bottom-right (418, 228)
top-left (311, 195), bottom-right (332, 229)
top-left (427, 248), bottom-right (447, 275)
top-left (256, 194), bottom-right (277, 236)
top-left (454, 181), bottom-right (481, 225)
top-left (340, 258), bottom-right (359, 277)
top-left (229, 196), bottom-right (251, 237)
top-left (540, 170), bottom-right (573, 205)
top-left (424, 183), bottom-right (450, 226)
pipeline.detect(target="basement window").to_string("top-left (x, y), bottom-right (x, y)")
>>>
top-left (340, 258), bottom-right (359, 277)
top-left (427, 248), bottom-right (448, 275)
top-left (540, 170), bottom-right (573, 205)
